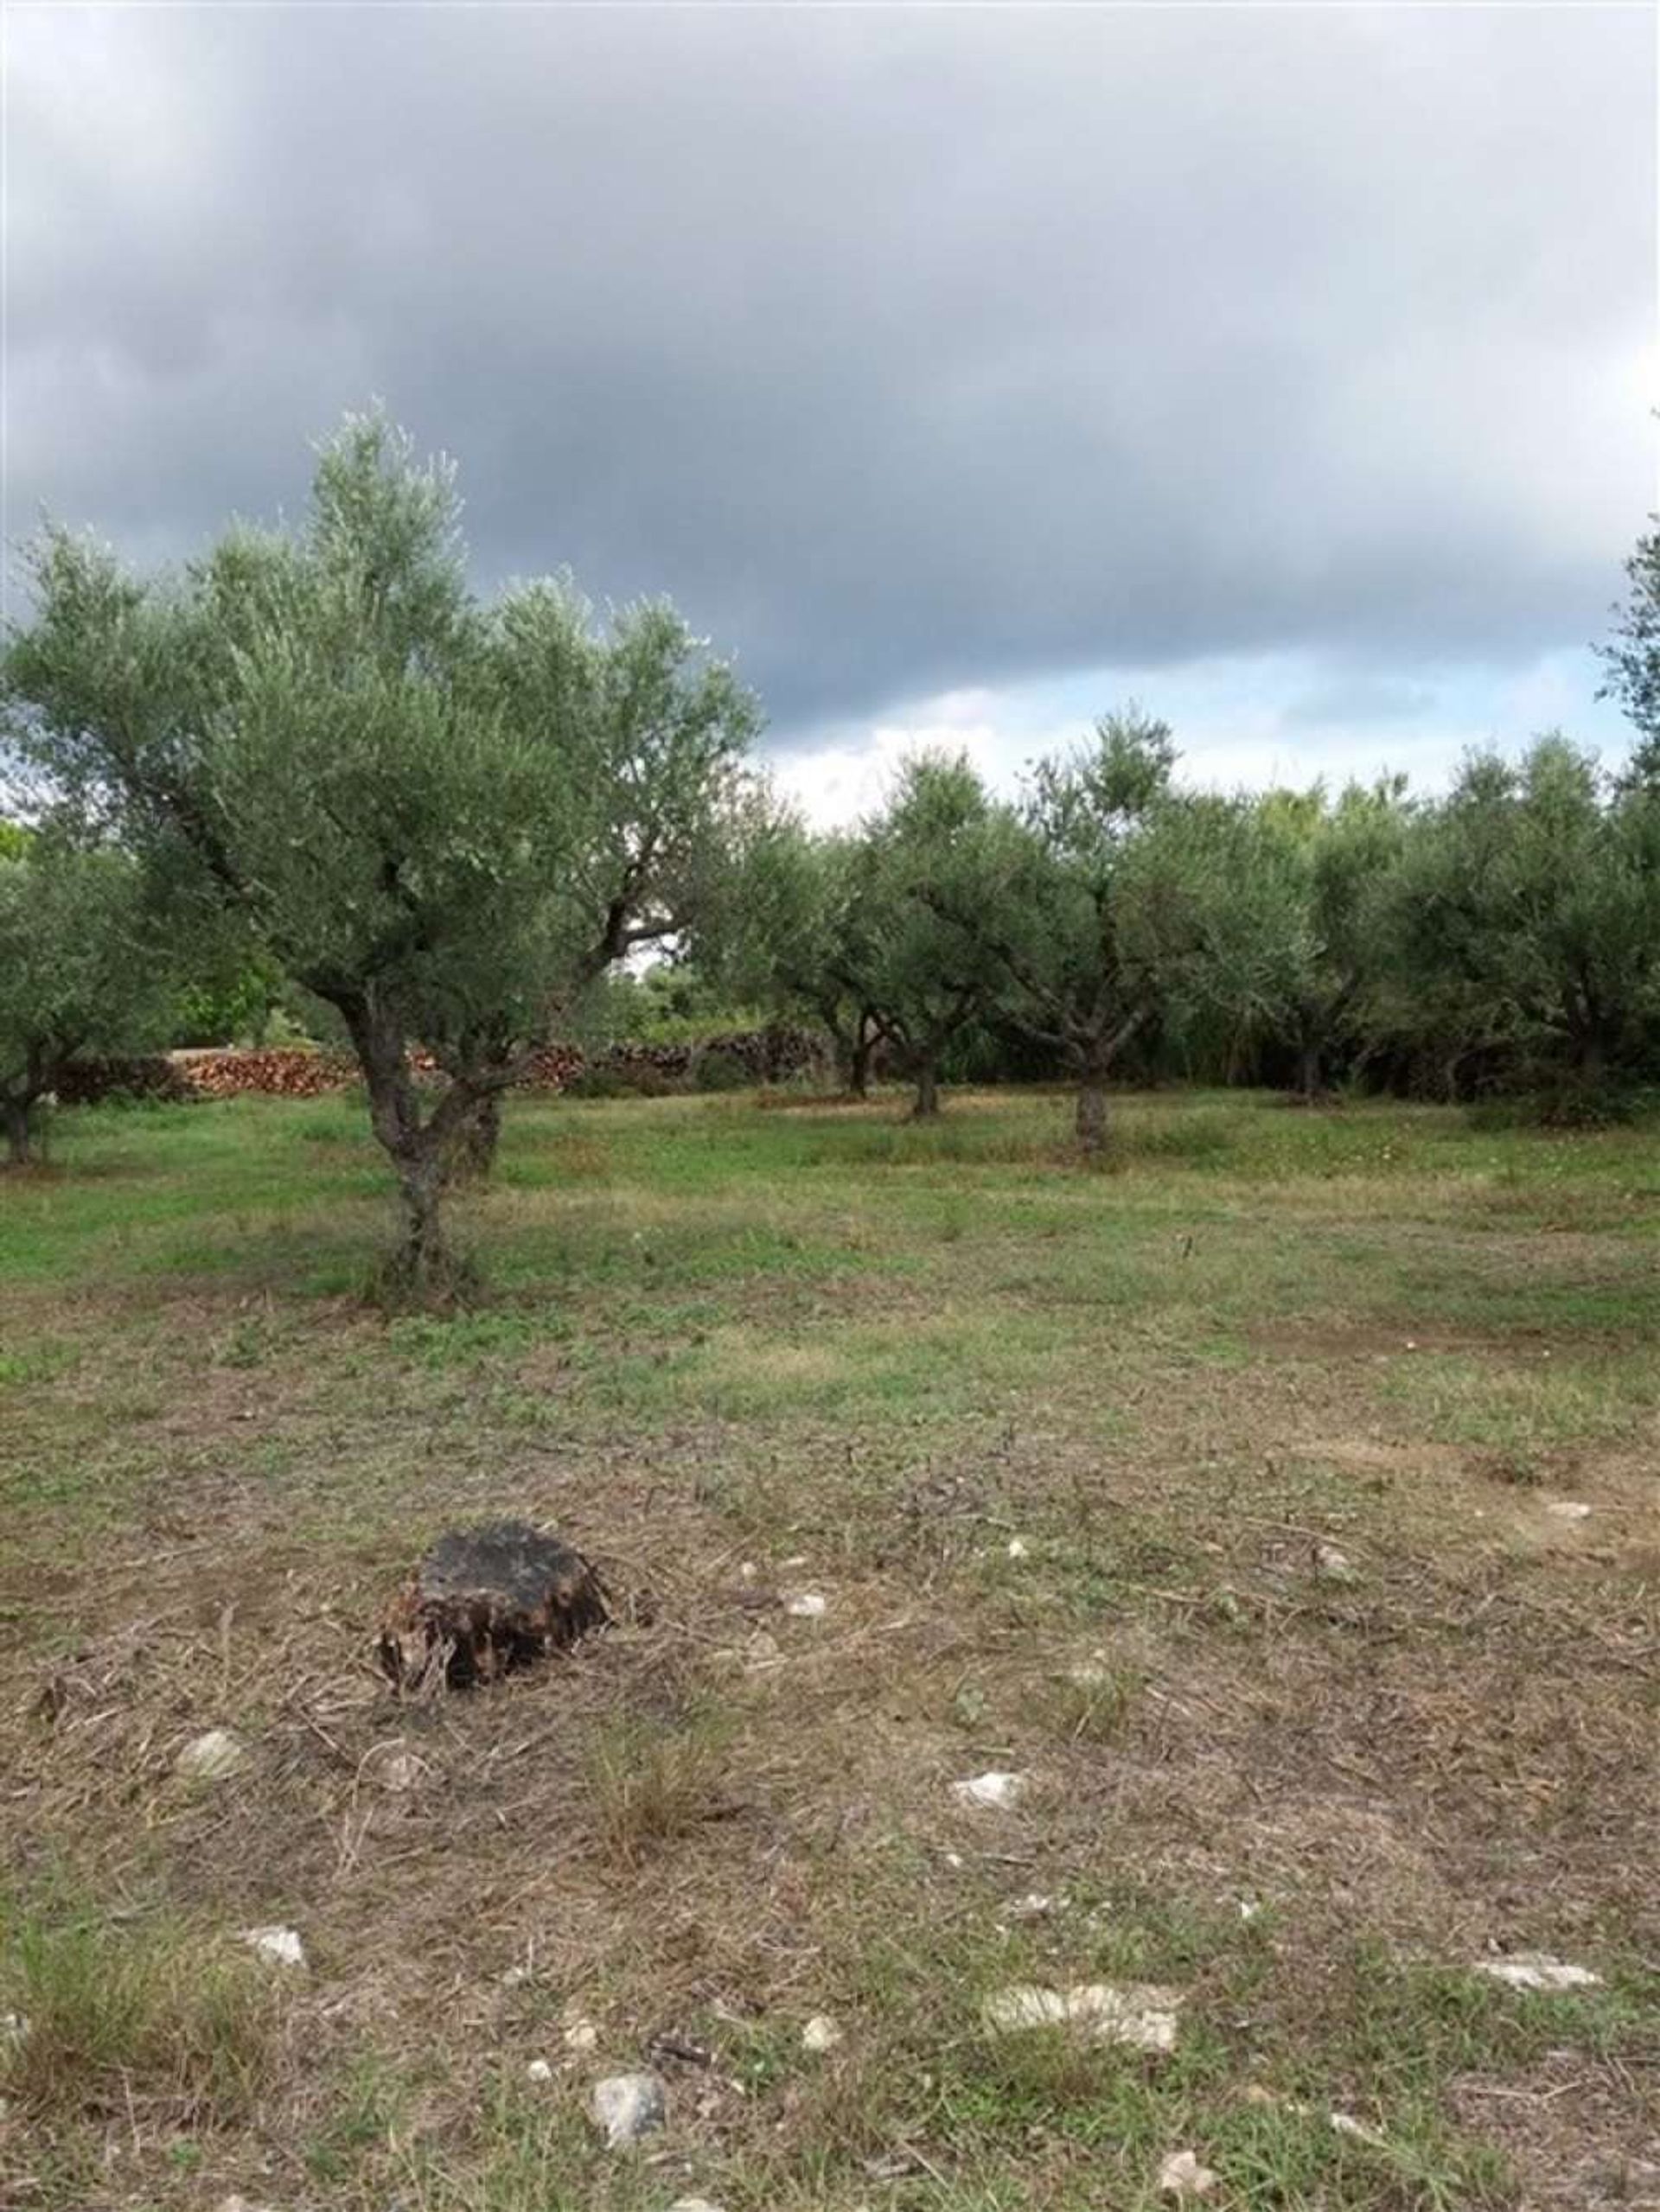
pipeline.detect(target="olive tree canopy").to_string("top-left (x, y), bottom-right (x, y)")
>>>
top-left (5, 413), bottom-right (761, 1291)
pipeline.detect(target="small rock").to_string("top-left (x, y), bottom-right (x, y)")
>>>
top-left (591, 2069), bottom-right (667, 2148)
top-left (1159, 2148), bottom-right (1219, 2197)
top-left (982, 1981), bottom-right (1182, 2052)
top-left (1545, 1501), bottom-right (1593, 1522)
top-left (563, 2015), bottom-right (600, 2053)
top-left (780, 1554), bottom-right (808, 1570)
top-left (801, 2013), bottom-right (842, 2053)
top-left (1006, 1537), bottom-right (1030, 1560)
top-left (239, 1925), bottom-right (305, 1970)
top-left (1314, 1544), bottom-right (1356, 1584)
top-left (952, 1769), bottom-right (1029, 1810)
top-left (667, 2199), bottom-right (726, 2212)
top-left (215, 2198), bottom-right (279, 2212)
top-left (1006, 1891), bottom-right (1057, 1922)
top-left (176, 1729), bottom-right (248, 1781)
top-left (1329, 2109), bottom-right (1385, 2144)
top-left (373, 1749), bottom-right (425, 1793)
top-left (501, 1963), bottom-right (533, 1988)
top-left (1236, 1897), bottom-right (1260, 1922)
top-left (1475, 1952), bottom-right (1601, 1991)
top-left (783, 1592), bottom-right (826, 1618)
top-left (526, 2058), bottom-right (553, 2083)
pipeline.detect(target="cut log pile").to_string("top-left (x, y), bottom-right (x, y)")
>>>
top-left (172, 1049), bottom-right (358, 1099)
top-left (56, 1027), bottom-right (823, 1106)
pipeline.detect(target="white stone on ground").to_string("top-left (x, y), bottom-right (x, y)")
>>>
top-left (1006, 1892), bottom-right (1058, 1922)
top-left (1329, 2110), bottom-right (1386, 2144)
top-left (1544, 1501), bottom-right (1593, 1522)
top-left (667, 2199), bottom-right (727, 2212)
top-left (563, 2014), bottom-right (600, 2052)
top-left (373, 1748), bottom-right (425, 1793)
top-left (952, 1770), bottom-right (1029, 1810)
top-left (801, 2013), bottom-right (842, 2053)
top-left (1006, 1537), bottom-right (1030, 1559)
top-left (176, 1729), bottom-right (247, 1781)
top-left (1475, 1952), bottom-right (1601, 1991)
top-left (783, 1592), bottom-right (827, 1618)
top-left (591, 2070), bottom-right (667, 2147)
top-left (1314, 1543), bottom-right (1357, 1583)
top-left (1158, 2148), bottom-right (1219, 2197)
top-left (239, 1926), bottom-right (305, 1969)
top-left (981, 1982), bottom-right (1182, 2052)
top-left (526, 2058), bottom-right (553, 2083)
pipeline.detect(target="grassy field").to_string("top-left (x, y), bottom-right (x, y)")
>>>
top-left (2, 1085), bottom-right (1657, 2211)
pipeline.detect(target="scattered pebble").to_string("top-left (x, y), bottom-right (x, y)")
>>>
top-left (1236, 1897), bottom-right (1260, 1922)
top-left (501, 1964), bottom-right (533, 1988)
top-left (526, 2058), bottom-right (553, 2083)
top-left (1329, 2109), bottom-right (1386, 2145)
top-left (801, 2013), bottom-right (843, 2053)
top-left (981, 1981), bottom-right (1182, 2052)
top-left (563, 2015), bottom-right (600, 2053)
top-left (738, 1560), bottom-right (757, 1582)
top-left (667, 2199), bottom-right (727, 2212)
top-left (591, 2069), bottom-right (667, 2148)
top-left (1159, 2148), bottom-right (1219, 2197)
top-left (952, 1769), bottom-right (1029, 1811)
top-left (176, 1729), bottom-right (248, 1781)
top-left (239, 1925), bottom-right (305, 1970)
top-left (1006, 1891), bottom-right (1058, 1922)
top-left (1314, 1543), bottom-right (1357, 1584)
top-left (1475, 1952), bottom-right (1601, 1992)
top-left (1545, 1501), bottom-right (1593, 1522)
top-left (783, 1592), bottom-right (827, 1619)
top-left (1006, 1536), bottom-right (1030, 1560)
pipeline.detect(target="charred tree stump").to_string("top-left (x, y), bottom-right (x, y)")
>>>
top-left (379, 1520), bottom-right (609, 1691)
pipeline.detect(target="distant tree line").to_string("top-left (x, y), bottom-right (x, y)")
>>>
top-left (4, 412), bottom-right (1659, 1296)
top-left (740, 718), bottom-right (1660, 1138)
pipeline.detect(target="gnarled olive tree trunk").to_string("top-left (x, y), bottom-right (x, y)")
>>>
top-left (910, 1052), bottom-right (941, 1119)
top-left (3, 1097), bottom-right (33, 1168)
top-left (336, 991), bottom-right (495, 1303)
top-left (446, 1090), bottom-right (502, 1184)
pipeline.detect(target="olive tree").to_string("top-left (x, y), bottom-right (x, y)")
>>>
top-left (923, 708), bottom-right (1222, 1151)
top-left (1383, 736), bottom-right (1660, 1094)
top-left (0, 837), bottom-right (175, 1164)
top-left (1225, 780), bottom-right (1410, 1100)
top-left (1598, 515), bottom-right (1660, 784)
top-left (855, 754), bottom-right (1011, 1119)
top-left (6, 413), bottom-right (759, 1291)
top-left (722, 816), bottom-right (894, 1095)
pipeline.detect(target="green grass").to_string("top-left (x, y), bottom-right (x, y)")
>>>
top-left (2, 1081), bottom-right (1656, 2210)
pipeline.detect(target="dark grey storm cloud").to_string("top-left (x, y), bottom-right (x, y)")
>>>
top-left (8, 3), bottom-right (1655, 736)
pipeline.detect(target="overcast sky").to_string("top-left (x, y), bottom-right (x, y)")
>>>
top-left (8, 2), bottom-right (1656, 820)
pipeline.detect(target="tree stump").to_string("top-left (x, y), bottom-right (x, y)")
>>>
top-left (379, 1520), bottom-right (609, 1691)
